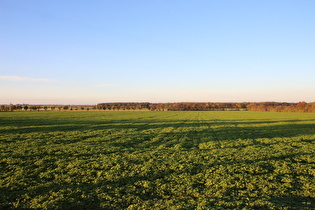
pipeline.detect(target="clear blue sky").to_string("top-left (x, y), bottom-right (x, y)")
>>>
top-left (1, 0), bottom-right (314, 104)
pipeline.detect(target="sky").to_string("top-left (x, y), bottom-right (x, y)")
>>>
top-left (1, 0), bottom-right (315, 104)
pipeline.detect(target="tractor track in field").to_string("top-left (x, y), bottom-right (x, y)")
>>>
top-left (147, 112), bottom-right (197, 149)
top-left (105, 112), bottom-right (196, 150)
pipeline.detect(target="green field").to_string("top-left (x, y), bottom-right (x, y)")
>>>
top-left (1, 111), bottom-right (315, 209)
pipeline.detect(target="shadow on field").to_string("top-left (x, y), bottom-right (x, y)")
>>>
top-left (3, 116), bottom-right (315, 148)
top-left (269, 195), bottom-right (315, 209)
top-left (2, 115), bottom-right (315, 159)
top-left (100, 122), bottom-right (315, 150)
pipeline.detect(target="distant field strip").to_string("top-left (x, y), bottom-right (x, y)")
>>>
top-left (1, 111), bottom-right (315, 209)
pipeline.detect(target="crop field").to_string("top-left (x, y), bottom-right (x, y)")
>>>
top-left (1, 111), bottom-right (315, 209)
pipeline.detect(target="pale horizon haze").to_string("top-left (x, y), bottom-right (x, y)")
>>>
top-left (1, 0), bottom-right (314, 104)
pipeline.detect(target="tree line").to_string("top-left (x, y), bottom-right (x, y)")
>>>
top-left (0, 105), bottom-right (97, 112)
top-left (247, 101), bottom-right (315, 112)
top-left (148, 102), bottom-right (248, 111)
top-left (96, 103), bottom-right (150, 111)
top-left (1, 102), bottom-right (315, 112)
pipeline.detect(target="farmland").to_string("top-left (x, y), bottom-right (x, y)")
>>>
top-left (1, 111), bottom-right (315, 209)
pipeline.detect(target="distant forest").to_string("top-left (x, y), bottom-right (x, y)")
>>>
top-left (98, 102), bottom-right (315, 112)
top-left (1, 102), bottom-right (315, 112)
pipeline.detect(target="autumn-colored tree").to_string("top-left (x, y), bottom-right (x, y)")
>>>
top-left (10, 105), bottom-right (16, 111)
top-left (0, 105), bottom-right (6, 112)
top-left (297, 102), bottom-right (307, 112)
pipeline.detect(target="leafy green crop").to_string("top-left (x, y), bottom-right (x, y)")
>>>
top-left (1, 111), bottom-right (315, 209)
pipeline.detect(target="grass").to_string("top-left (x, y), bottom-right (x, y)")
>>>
top-left (1, 111), bottom-right (315, 209)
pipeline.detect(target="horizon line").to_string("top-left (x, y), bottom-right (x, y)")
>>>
top-left (1, 101), bottom-right (313, 106)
